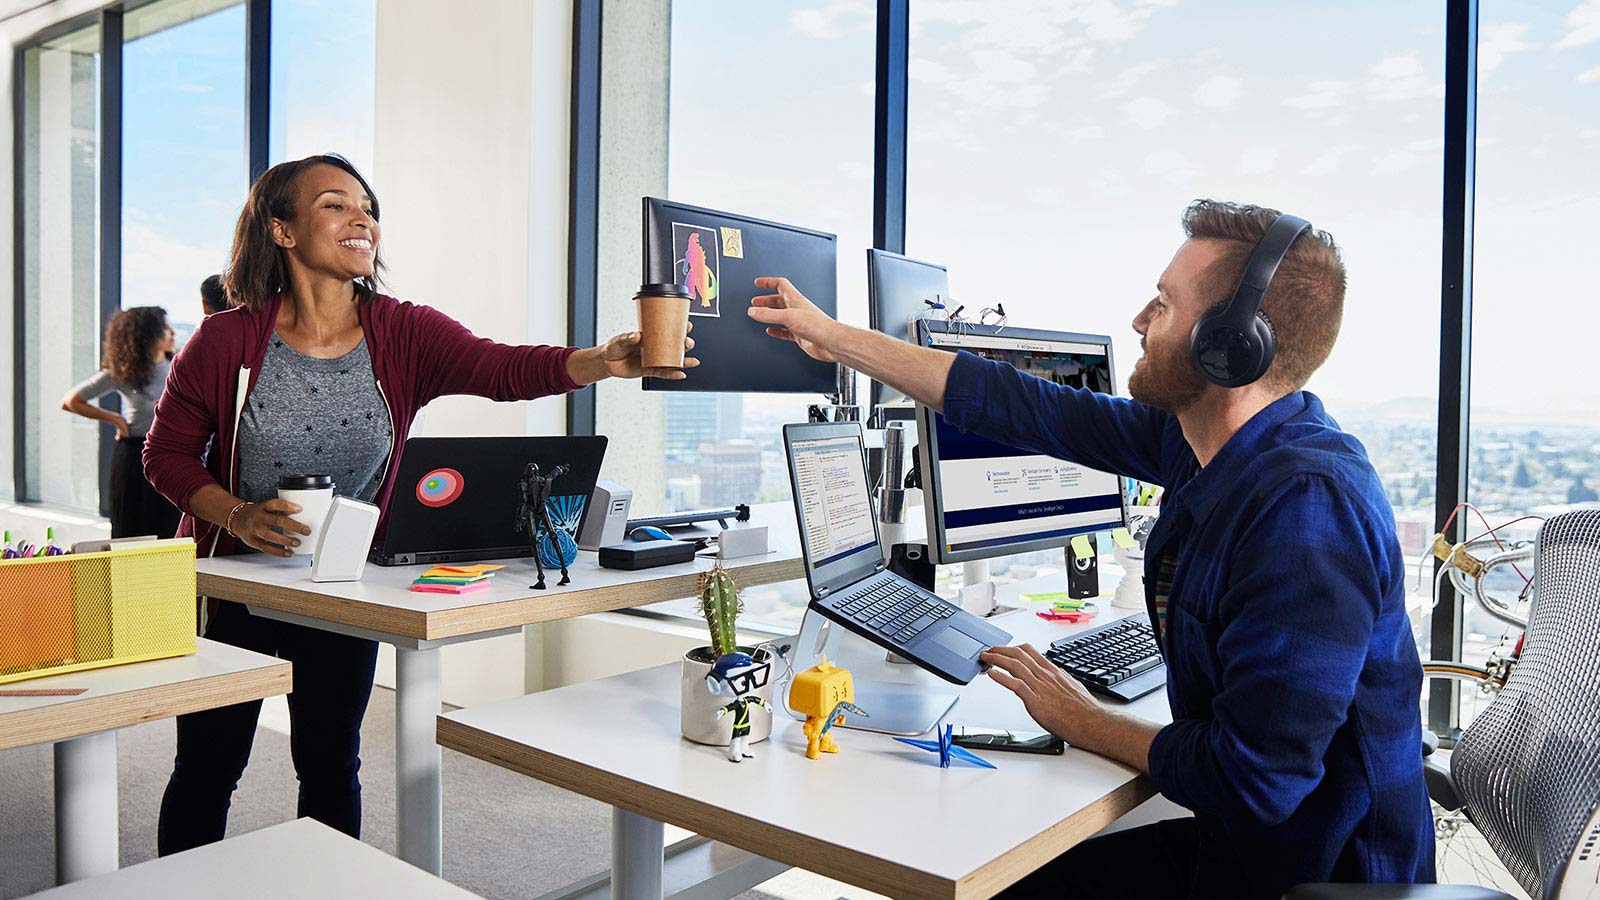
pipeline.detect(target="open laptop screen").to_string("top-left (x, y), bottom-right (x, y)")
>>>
top-left (784, 424), bottom-right (884, 597)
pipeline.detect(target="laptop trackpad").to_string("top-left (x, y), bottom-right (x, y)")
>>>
top-left (933, 627), bottom-right (986, 660)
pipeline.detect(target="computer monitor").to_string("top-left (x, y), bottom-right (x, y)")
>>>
top-left (641, 197), bottom-right (839, 394)
top-left (866, 249), bottom-right (950, 409)
top-left (914, 320), bottom-right (1126, 565)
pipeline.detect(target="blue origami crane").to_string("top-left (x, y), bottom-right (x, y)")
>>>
top-left (893, 723), bottom-right (997, 769)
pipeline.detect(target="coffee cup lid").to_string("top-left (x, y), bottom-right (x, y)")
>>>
top-left (635, 282), bottom-right (692, 299)
top-left (278, 474), bottom-right (334, 491)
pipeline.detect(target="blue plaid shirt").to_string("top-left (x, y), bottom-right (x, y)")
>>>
top-left (943, 351), bottom-right (1434, 897)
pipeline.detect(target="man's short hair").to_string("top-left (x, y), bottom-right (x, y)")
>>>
top-left (200, 274), bottom-right (229, 314)
top-left (1182, 200), bottom-right (1346, 393)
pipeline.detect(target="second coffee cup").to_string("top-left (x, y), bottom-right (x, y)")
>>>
top-left (277, 474), bottom-right (335, 557)
top-left (635, 282), bottom-right (693, 369)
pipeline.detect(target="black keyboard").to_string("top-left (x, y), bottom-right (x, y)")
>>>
top-left (1045, 614), bottom-right (1166, 703)
top-left (834, 575), bottom-right (958, 645)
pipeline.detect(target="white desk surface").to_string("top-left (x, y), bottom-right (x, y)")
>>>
top-left (438, 600), bottom-right (1170, 900)
top-left (196, 503), bottom-right (802, 641)
top-left (29, 817), bottom-right (481, 899)
top-left (0, 638), bottom-right (291, 750)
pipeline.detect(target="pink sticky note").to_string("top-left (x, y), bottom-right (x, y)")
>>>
top-left (410, 581), bottom-right (492, 594)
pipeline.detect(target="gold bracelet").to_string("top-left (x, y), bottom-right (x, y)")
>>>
top-left (224, 501), bottom-right (252, 536)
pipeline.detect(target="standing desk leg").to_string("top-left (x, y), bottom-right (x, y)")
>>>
top-left (396, 644), bottom-right (443, 875)
top-left (54, 730), bottom-right (119, 883)
top-left (611, 807), bottom-right (665, 899)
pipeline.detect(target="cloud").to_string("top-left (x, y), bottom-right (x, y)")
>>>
top-left (1285, 80), bottom-right (1349, 110)
top-left (789, 1), bottom-right (873, 40)
top-left (970, 49), bottom-right (1037, 84)
top-left (121, 215), bottom-right (231, 314)
top-left (1579, 64), bottom-right (1600, 84)
top-left (174, 83), bottom-right (214, 95)
top-left (1556, 0), bottom-right (1600, 48)
top-left (1192, 75), bottom-right (1242, 109)
top-left (1478, 22), bottom-right (1534, 75)
top-left (1304, 143), bottom-right (1360, 176)
top-left (1367, 53), bottom-right (1444, 102)
top-left (1237, 145), bottom-right (1279, 175)
top-left (1124, 96), bottom-right (1172, 129)
top-left (1068, 124), bottom-right (1105, 141)
top-left (1097, 60), bottom-right (1163, 101)
top-left (1143, 150), bottom-right (1196, 187)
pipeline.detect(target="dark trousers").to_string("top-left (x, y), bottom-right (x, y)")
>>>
top-left (109, 435), bottom-right (180, 539)
top-left (1000, 818), bottom-right (1199, 900)
top-left (157, 601), bottom-right (379, 855)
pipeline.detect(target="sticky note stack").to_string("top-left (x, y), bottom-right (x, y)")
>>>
top-left (1020, 590), bottom-right (1098, 624)
top-left (410, 564), bottom-right (505, 594)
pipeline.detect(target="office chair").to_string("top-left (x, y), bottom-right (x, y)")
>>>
top-left (1288, 509), bottom-right (1600, 900)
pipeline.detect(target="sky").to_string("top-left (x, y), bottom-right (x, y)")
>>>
top-left (670, 0), bottom-right (1599, 426)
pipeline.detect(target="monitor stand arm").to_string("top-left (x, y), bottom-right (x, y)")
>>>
top-left (784, 609), bottom-right (959, 737)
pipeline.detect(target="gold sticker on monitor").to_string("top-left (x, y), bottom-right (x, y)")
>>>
top-left (720, 226), bottom-right (744, 259)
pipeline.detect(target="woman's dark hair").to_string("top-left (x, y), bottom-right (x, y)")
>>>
top-left (102, 306), bottom-right (169, 390)
top-left (199, 274), bottom-right (229, 313)
top-left (223, 154), bottom-right (385, 310)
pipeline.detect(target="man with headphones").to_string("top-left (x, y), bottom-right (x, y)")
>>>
top-left (748, 200), bottom-right (1432, 899)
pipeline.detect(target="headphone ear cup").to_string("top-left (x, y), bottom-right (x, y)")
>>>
top-left (1249, 309), bottom-right (1277, 384)
top-left (1189, 302), bottom-right (1270, 388)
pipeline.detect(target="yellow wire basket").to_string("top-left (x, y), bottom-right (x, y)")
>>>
top-left (0, 541), bottom-right (197, 685)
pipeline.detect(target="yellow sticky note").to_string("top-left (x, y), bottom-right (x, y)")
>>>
top-left (1070, 535), bottom-right (1094, 561)
top-left (1111, 527), bottom-right (1135, 549)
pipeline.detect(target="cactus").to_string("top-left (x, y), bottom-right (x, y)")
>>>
top-left (697, 566), bottom-right (743, 658)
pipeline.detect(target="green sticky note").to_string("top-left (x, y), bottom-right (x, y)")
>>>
top-left (1053, 598), bottom-right (1086, 610)
top-left (1021, 591), bottom-right (1071, 603)
top-left (1111, 527), bottom-right (1135, 549)
top-left (1070, 535), bottom-right (1094, 560)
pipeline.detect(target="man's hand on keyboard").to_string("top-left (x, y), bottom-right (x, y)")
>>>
top-left (979, 644), bottom-right (1102, 746)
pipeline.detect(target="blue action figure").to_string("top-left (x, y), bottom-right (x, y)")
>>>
top-left (705, 652), bottom-right (771, 763)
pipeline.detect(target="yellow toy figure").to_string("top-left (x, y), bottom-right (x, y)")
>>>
top-left (788, 656), bottom-right (867, 759)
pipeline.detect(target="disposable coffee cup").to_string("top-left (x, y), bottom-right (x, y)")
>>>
top-left (635, 282), bottom-right (693, 369)
top-left (277, 474), bottom-right (335, 557)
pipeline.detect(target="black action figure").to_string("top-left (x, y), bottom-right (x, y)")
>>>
top-left (515, 461), bottom-right (571, 589)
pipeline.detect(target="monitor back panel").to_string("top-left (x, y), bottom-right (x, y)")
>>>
top-left (867, 249), bottom-right (949, 407)
top-left (380, 436), bottom-right (607, 563)
top-left (642, 197), bottom-right (838, 394)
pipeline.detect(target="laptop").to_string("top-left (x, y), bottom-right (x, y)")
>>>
top-left (783, 422), bottom-right (1011, 685)
top-left (371, 436), bottom-right (607, 567)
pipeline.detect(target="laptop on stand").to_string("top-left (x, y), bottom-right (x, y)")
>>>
top-left (780, 422), bottom-right (1012, 735)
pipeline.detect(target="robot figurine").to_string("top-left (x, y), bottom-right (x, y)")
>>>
top-left (514, 461), bottom-right (571, 590)
top-left (705, 652), bottom-right (771, 763)
top-left (787, 656), bottom-right (867, 759)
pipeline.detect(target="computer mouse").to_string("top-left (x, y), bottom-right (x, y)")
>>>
top-left (629, 525), bottom-right (672, 542)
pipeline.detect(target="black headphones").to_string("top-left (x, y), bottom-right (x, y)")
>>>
top-left (1188, 213), bottom-right (1312, 388)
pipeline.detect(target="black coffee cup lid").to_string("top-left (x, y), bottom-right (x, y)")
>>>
top-left (636, 282), bottom-right (692, 299)
top-left (278, 474), bottom-right (334, 491)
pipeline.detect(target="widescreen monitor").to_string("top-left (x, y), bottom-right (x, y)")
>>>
top-left (642, 197), bottom-right (838, 394)
top-left (914, 320), bottom-right (1125, 565)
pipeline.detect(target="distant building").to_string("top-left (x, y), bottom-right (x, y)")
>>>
top-left (698, 440), bottom-right (763, 508)
top-left (664, 393), bottom-right (745, 464)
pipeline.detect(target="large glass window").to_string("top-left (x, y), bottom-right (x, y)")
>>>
top-left (269, 0), bottom-right (377, 174)
top-left (645, 1), bottom-right (875, 630)
top-left (907, 3), bottom-right (1446, 626)
top-left (19, 25), bottom-right (102, 511)
top-left (1464, 1), bottom-right (1599, 724)
top-left (122, 0), bottom-right (246, 344)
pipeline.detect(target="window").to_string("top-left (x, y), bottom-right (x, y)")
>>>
top-left (639, 1), bottom-right (876, 631)
top-left (18, 24), bottom-right (102, 511)
top-left (907, 3), bottom-right (1446, 633)
top-left (1464, 1), bottom-right (1600, 725)
top-left (269, 0), bottom-right (377, 174)
top-left (122, 0), bottom-right (246, 344)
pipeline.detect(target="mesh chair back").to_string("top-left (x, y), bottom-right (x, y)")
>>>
top-left (1451, 510), bottom-right (1600, 899)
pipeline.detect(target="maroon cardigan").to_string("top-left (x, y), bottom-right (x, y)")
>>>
top-left (143, 293), bottom-right (580, 557)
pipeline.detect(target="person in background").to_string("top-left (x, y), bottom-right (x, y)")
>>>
top-left (61, 306), bottom-right (181, 539)
top-left (142, 153), bottom-right (694, 855)
top-left (200, 273), bottom-right (228, 317)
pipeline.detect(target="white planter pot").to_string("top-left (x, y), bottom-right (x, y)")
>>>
top-left (680, 646), bottom-right (774, 747)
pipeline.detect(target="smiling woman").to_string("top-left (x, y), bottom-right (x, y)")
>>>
top-left (138, 152), bottom-right (699, 857)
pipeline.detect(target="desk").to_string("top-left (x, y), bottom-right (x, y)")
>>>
top-left (0, 639), bottom-right (291, 884)
top-left (438, 593), bottom-right (1171, 899)
top-left (195, 502), bottom-right (801, 875)
top-left (28, 817), bottom-right (480, 899)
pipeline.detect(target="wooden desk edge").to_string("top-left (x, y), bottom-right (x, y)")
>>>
top-left (437, 716), bottom-right (1152, 900)
top-left (200, 555), bottom-right (804, 642)
top-left (0, 659), bottom-right (293, 750)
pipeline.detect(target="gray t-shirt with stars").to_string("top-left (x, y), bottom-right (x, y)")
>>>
top-left (236, 332), bottom-right (393, 507)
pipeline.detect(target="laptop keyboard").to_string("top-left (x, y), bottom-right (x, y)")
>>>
top-left (834, 575), bottom-right (957, 644)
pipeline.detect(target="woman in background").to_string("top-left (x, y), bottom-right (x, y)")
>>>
top-left (61, 305), bottom-right (181, 538)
